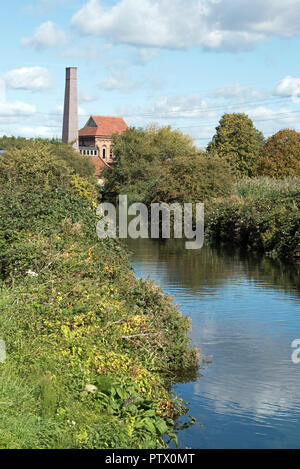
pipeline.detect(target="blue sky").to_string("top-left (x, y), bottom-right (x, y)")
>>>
top-left (1, 0), bottom-right (300, 148)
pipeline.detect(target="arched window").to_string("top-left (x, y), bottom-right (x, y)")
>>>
top-left (102, 147), bottom-right (106, 159)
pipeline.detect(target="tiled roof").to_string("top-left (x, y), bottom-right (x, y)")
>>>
top-left (90, 155), bottom-right (111, 177)
top-left (79, 116), bottom-right (128, 137)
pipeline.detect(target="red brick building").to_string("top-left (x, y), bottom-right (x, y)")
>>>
top-left (79, 116), bottom-right (128, 180)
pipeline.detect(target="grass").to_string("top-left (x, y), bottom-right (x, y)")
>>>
top-left (235, 176), bottom-right (300, 200)
top-left (206, 177), bottom-right (300, 260)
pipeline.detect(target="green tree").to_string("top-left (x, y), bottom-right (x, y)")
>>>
top-left (103, 126), bottom-right (197, 204)
top-left (257, 129), bottom-right (300, 178)
top-left (153, 153), bottom-right (234, 204)
top-left (207, 113), bottom-right (265, 177)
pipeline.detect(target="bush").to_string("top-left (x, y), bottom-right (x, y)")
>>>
top-left (153, 153), bottom-right (234, 204)
top-left (0, 138), bottom-right (96, 186)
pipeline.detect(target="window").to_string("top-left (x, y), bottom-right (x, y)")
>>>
top-left (110, 149), bottom-right (113, 159)
top-left (87, 117), bottom-right (97, 127)
top-left (103, 148), bottom-right (106, 159)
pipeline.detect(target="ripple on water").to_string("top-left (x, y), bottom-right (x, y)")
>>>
top-left (128, 239), bottom-right (300, 449)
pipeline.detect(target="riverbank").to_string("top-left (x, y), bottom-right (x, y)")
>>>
top-left (205, 177), bottom-right (300, 262)
top-left (0, 141), bottom-right (198, 449)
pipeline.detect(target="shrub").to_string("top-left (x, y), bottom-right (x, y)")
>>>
top-left (153, 153), bottom-right (234, 204)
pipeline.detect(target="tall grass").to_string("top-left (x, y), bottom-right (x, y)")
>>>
top-left (206, 177), bottom-right (300, 260)
top-left (235, 176), bottom-right (300, 200)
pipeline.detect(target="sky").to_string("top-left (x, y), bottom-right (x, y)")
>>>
top-left (1, 0), bottom-right (300, 148)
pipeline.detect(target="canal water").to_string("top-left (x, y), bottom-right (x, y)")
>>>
top-left (126, 238), bottom-right (300, 449)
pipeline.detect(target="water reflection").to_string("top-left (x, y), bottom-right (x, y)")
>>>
top-left (126, 238), bottom-right (300, 449)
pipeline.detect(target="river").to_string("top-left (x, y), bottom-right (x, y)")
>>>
top-left (126, 238), bottom-right (300, 449)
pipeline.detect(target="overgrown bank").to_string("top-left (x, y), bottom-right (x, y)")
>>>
top-left (205, 177), bottom-right (300, 261)
top-left (0, 140), bottom-right (198, 449)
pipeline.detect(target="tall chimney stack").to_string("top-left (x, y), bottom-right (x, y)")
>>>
top-left (62, 67), bottom-right (79, 150)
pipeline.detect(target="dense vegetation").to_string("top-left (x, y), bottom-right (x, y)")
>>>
top-left (0, 139), bottom-right (198, 449)
top-left (103, 116), bottom-right (299, 261)
top-left (103, 126), bottom-right (232, 205)
top-left (103, 126), bottom-right (197, 205)
top-left (206, 177), bottom-right (300, 260)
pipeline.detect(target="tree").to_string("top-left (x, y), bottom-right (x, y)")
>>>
top-left (207, 113), bottom-right (265, 177)
top-left (153, 153), bottom-right (234, 204)
top-left (103, 126), bottom-right (197, 204)
top-left (146, 124), bottom-right (196, 161)
top-left (257, 129), bottom-right (300, 178)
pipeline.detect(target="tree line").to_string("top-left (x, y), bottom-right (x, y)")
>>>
top-left (102, 113), bottom-right (300, 205)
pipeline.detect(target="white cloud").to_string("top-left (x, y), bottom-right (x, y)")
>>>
top-left (142, 94), bottom-right (215, 119)
top-left (99, 68), bottom-right (140, 92)
top-left (243, 105), bottom-right (299, 137)
top-left (71, 0), bottom-right (300, 52)
top-left (0, 80), bottom-right (6, 103)
top-left (274, 76), bottom-right (300, 100)
top-left (0, 102), bottom-right (36, 117)
top-left (21, 21), bottom-right (68, 50)
top-left (212, 84), bottom-right (264, 100)
top-left (61, 42), bottom-right (112, 60)
top-left (79, 89), bottom-right (99, 103)
top-left (117, 94), bottom-right (218, 136)
top-left (0, 79), bottom-right (36, 117)
top-left (3, 67), bottom-right (52, 91)
top-left (13, 126), bottom-right (58, 139)
top-left (134, 48), bottom-right (159, 65)
top-left (247, 105), bottom-right (298, 124)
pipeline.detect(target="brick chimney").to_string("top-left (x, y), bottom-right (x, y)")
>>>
top-left (62, 67), bottom-right (79, 150)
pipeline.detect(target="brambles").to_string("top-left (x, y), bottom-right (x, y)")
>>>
top-left (0, 139), bottom-right (198, 449)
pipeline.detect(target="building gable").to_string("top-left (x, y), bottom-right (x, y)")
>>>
top-left (86, 117), bottom-right (97, 127)
top-left (79, 116), bottom-right (128, 138)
